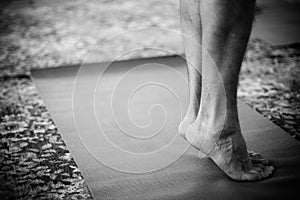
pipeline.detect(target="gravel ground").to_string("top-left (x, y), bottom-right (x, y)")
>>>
top-left (0, 0), bottom-right (299, 199)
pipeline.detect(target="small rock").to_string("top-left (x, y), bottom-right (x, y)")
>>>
top-left (61, 172), bottom-right (70, 177)
top-left (41, 153), bottom-right (52, 157)
top-left (10, 146), bottom-right (22, 153)
top-left (26, 152), bottom-right (37, 159)
top-left (57, 189), bottom-right (66, 194)
top-left (48, 124), bottom-right (56, 130)
top-left (54, 169), bottom-right (64, 174)
top-left (40, 185), bottom-right (50, 192)
top-left (0, 149), bottom-right (9, 154)
top-left (11, 138), bottom-right (22, 142)
top-left (50, 174), bottom-right (57, 180)
top-left (54, 181), bottom-right (65, 189)
top-left (28, 173), bottom-right (37, 179)
top-left (44, 149), bottom-right (56, 153)
top-left (72, 168), bottom-right (80, 173)
top-left (59, 153), bottom-right (71, 161)
top-left (42, 143), bottom-right (52, 150)
top-left (49, 135), bottom-right (59, 143)
top-left (58, 145), bottom-right (67, 150)
top-left (36, 170), bottom-right (48, 177)
top-left (20, 142), bottom-right (28, 148)
top-left (32, 179), bottom-right (44, 185)
top-left (34, 129), bottom-right (45, 134)
top-left (29, 148), bottom-right (40, 153)
top-left (32, 158), bottom-right (46, 162)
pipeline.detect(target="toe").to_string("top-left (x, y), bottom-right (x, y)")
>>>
top-left (248, 151), bottom-right (263, 159)
top-left (263, 167), bottom-right (274, 178)
top-left (248, 151), bottom-right (270, 165)
top-left (248, 150), bottom-right (257, 155)
top-left (265, 165), bottom-right (275, 174)
top-left (251, 158), bottom-right (269, 165)
top-left (256, 164), bottom-right (275, 178)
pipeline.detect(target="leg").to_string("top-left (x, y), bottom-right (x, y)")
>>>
top-left (179, 0), bottom-right (274, 181)
top-left (178, 0), bottom-right (202, 134)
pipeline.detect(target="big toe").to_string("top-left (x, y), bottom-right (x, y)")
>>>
top-left (248, 151), bottom-right (262, 159)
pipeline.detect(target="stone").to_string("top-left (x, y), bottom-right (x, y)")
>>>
top-left (10, 146), bottom-right (22, 153)
top-left (20, 142), bottom-right (28, 148)
top-left (59, 153), bottom-right (71, 161)
top-left (42, 143), bottom-right (52, 150)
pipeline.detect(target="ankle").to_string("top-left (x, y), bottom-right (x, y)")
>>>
top-left (219, 125), bottom-right (240, 139)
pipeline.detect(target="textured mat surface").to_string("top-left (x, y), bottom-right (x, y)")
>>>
top-left (32, 56), bottom-right (300, 200)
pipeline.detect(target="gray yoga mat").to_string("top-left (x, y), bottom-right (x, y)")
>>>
top-left (32, 56), bottom-right (300, 200)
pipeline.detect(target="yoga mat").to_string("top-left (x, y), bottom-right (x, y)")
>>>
top-left (32, 56), bottom-right (300, 200)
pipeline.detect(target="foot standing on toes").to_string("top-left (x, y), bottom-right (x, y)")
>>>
top-left (179, 0), bottom-right (274, 181)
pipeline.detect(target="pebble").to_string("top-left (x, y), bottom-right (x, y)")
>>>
top-left (61, 173), bottom-right (70, 177)
top-left (50, 174), bottom-right (57, 180)
top-left (10, 146), bottom-right (22, 153)
top-left (34, 129), bottom-right (45, 134)
top-left (42, 143), bottom-right (52, 150)
top-left (32, 158), bottom-right (46, 162)
top-left (49, 136), bottom-right (59, 143)
top-left (26, 152), bottom-right (37, 158)
top-left (59, 153), bottom-right (71, 161)
top-left (29, 148), bottom-right (39, 153)
top-left (11, 138), bottom-right (22, 142)
top-left (0, 149), bottom-right (9, 154)
top-left (54, 182), bottom-right (65, 189)
top-left (48, 124), bottom-right (56, 130)
top-left (58, 145), bottom-right (67, 150)
top-left (55, 169), bottom-right (64, 174)
top-left (72, 168), bottom-right (80, 173)
top-left (41, 153), bottom-right (52, 158)
top-left (44, 149), bottom-right (56, 153)
top-left (20, 142), bottom-right (29, 148)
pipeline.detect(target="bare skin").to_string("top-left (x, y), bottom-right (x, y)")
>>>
top-left (179, 0), bottom-right (274, 181)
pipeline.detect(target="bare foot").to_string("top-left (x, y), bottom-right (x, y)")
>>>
top-left (180, 120), bottom-right (275, 181)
